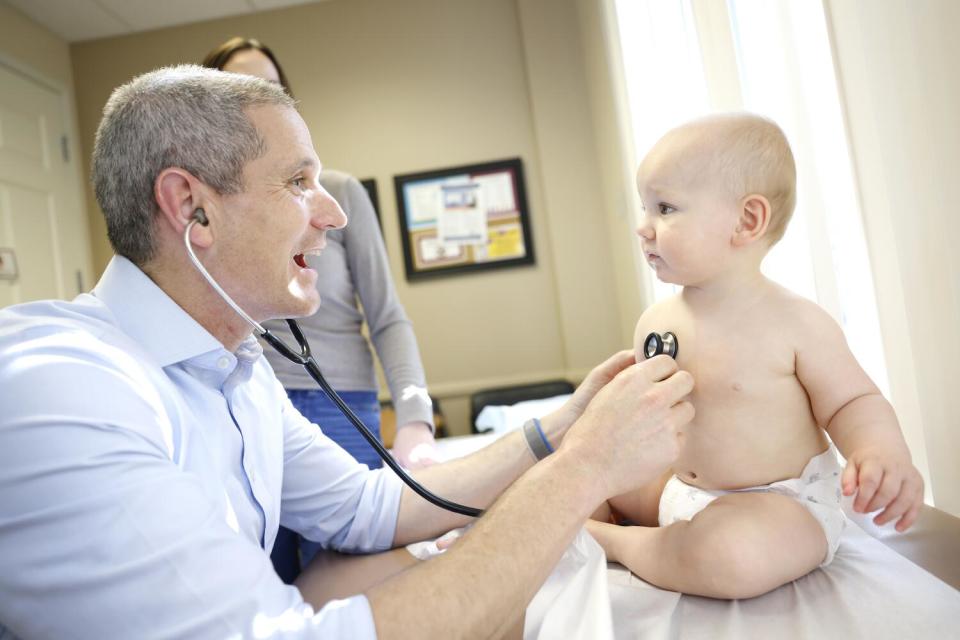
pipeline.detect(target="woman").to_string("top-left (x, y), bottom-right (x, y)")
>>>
top-left (203, 37), bottom-right (439, 574)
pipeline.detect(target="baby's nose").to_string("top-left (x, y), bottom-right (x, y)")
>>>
top-left (636, 218), bottom-right (655, 239)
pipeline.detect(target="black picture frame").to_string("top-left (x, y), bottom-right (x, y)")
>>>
top-left (359, 178), bottom-right (381, 229)
top-left (393, 158), bottom-right (535, 281)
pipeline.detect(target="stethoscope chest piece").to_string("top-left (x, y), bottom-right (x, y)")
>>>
top-left (644, 331), bottom-right (679, 360)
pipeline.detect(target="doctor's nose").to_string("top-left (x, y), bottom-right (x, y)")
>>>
top-left (313, 187), bottom-right (347, 231)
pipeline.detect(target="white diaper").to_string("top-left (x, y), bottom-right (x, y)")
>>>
top-left (658, 445), bottom-right (846, 566)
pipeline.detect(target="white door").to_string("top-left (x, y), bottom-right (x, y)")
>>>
top-left (0, 61), bottom-right (92, 307)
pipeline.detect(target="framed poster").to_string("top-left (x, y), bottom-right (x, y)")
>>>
top-left (394, 158), bottom-right (534, 281)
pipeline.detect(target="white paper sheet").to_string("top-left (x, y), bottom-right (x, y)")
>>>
top-left (524, 528), bottom-right (614, 640)
top-left (526, 522), bottom-right (960, 639)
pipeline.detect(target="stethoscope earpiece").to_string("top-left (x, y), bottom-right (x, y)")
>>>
top-left (192, 208), bottom-right (209, 226)
top-left (643, 331), bottom-right (679, 360)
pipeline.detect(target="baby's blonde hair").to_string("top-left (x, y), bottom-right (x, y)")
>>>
top-left (669, 113), bottom-right (797, 245)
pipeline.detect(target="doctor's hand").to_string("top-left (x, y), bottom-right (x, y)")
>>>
top-left (559, 354), bottom-right (693, 500)
top-left (541, 350), bottom-right (637, 446)
top-left (392, 422), bottom-right (440, 469)
top-left (842, 446), bottom-right (924, 532)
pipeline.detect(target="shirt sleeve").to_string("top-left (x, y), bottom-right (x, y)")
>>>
top-left (274, 385), bottom-right (404, 550)
top-left (0, 337), bottom-right (380, 639)
top-left (340, 175), bottom-right (435, 430)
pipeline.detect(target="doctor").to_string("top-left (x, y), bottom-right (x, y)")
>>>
top-left (0, 66), bottom-right (693, 639)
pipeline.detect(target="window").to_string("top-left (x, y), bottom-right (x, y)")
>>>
top-left (612, 0), bottom-right (889, 394)
top-left (613, 0), bottom-right (708, 304)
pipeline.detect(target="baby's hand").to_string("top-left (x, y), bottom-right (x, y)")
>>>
top-left (841, 447), bottom-right (924, 532)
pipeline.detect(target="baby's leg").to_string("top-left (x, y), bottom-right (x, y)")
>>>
top-left (586, 492), bottom-right (827, 599)
top-left (591, 468), bottom-right (673, 525)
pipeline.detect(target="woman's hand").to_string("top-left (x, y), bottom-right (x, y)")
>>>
top-left (392, 422), bottom-right (440, 469)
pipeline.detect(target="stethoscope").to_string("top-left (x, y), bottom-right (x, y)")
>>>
top-left (184, 208), bottom-right (483, 517)
top-left (642, 332), bottom-right (679, 360)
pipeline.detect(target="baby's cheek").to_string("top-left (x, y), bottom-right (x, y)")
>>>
top-left (632, 344), bottom-right (644, 364)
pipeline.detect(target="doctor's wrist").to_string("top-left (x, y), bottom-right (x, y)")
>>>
top-left (541, 411), bottom-right (571, 448)
top-left (522, 416), bottom-right (559, 462)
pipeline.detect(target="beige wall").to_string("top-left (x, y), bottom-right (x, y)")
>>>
top-left (574, 0), bottom-right (647, 349)
top-left (70, 0), bottom-right (626, 435)
top-left (516, 0), bottom-right (624, 368)
top-left (0, 2), bottom-right (73, 84)
top-left (826, 0), bottom-right (960, 515)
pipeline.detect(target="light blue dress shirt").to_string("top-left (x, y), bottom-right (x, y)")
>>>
top-left (0, 256), bottom-right (403, 639)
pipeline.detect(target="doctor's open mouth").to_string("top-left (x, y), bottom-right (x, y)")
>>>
top-left (294, 248), bottom-right (324, 268)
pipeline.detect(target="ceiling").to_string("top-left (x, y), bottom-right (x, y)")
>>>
top-left (5, 0), bottom-right (330, 43)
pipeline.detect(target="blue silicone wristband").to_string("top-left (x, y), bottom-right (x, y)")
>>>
top-left (533, 418), bottom-right (554, 454)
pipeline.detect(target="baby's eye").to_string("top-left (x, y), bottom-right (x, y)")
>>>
top-left (658, 203), bottom-right (676, 215)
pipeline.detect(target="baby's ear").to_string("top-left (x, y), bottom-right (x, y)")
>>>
top-left (732, 194), bottom-right (771, 247)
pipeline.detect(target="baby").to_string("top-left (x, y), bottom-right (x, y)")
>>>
top-left (586, 114), bottom-right (924, 599)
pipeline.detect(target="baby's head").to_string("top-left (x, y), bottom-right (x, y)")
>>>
top-left (636, 114), bottom-right (796, 285)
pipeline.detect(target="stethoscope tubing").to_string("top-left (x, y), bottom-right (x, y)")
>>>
top-left (186, 216), bottom-right (483, 518)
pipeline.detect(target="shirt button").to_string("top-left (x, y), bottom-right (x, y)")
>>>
top-left (217, 356), bottom-right (230, 369)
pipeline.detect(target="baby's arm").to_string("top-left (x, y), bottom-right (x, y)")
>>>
top-left (793, 301), bottom-right (923, 531)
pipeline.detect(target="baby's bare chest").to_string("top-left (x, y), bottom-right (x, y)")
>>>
top-left (639, 300), bottom-right (824, 487)
top-left (641, 311), bottom-right (799, 408)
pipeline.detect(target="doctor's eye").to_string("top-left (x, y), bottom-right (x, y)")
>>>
top-left (290, 177), bottom-right (307, 193)
top-left (658, 203), bottom-right (676, 215)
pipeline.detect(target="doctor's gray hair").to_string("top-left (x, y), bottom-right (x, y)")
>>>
top-left (92, 64), bottom-right (294, 265)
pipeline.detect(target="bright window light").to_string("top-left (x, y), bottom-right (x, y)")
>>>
top-left (728, 0), bottom-right (890, 395)
top-left (612, 0), bottom-right (889, 395)
top-left (613, 0), bottom-right (710, 303)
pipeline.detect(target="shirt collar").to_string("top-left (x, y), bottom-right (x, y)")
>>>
top-left (93, 256), bottom-right (231, 368)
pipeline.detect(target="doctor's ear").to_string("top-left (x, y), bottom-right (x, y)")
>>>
top-left (732, 194), bottom-right (771, 247)
top-left (155, 168), bottom-right (214, 248)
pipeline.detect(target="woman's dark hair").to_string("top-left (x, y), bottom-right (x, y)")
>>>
top-left (201, 37), bottom-right (294, 98)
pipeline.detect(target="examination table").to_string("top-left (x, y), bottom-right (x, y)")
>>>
top-left (296, 434), bottom-right (960, 638)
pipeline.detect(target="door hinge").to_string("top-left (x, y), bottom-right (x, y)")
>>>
top-left (61, 135), bottom-right (70, 162)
